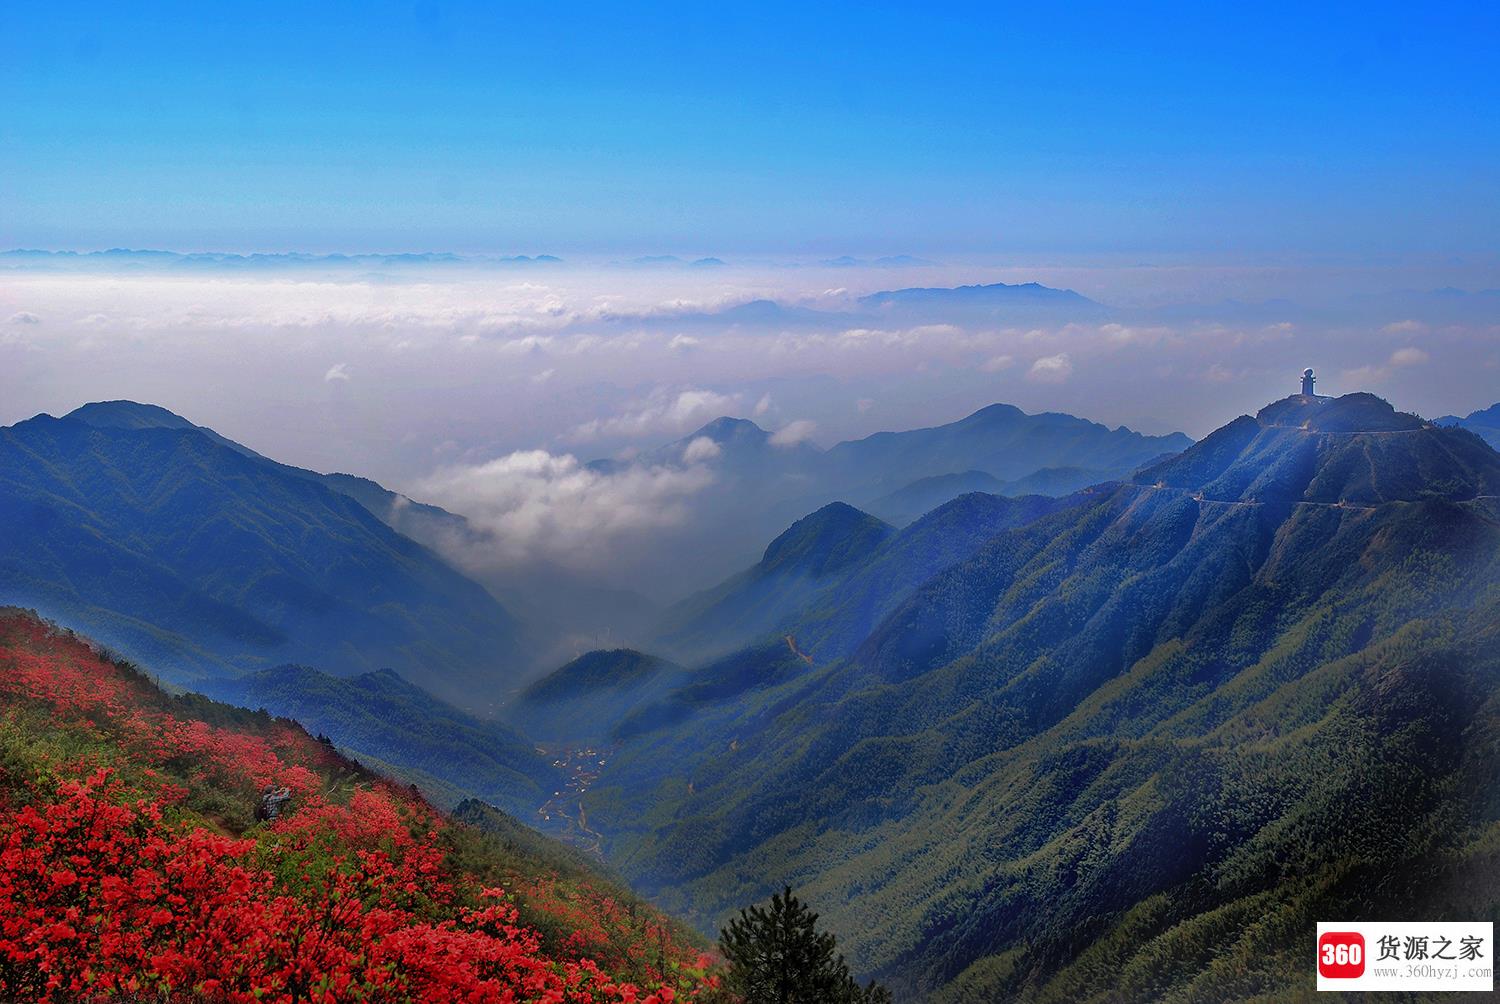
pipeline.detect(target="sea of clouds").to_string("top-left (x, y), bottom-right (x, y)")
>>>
top-left (2, 259), bottom-right (1494, 597)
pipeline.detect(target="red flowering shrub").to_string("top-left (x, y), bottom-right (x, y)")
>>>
top-left (0, 610), bottom-right (720, 1002)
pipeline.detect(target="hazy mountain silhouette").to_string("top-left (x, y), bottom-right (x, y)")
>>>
top-left (1438, 401), bottom-right (1500, 450)
top-left (581, 405), bottom-right (1191, 605)
top-left (0, 403), bottom-right (529, 710)
top-left (654, 503), bottom-right (895, 663)
top-left (508, 649), bottom-right (690, 743)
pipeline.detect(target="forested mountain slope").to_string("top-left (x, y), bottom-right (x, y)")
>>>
top-left (655, 503), bottom-right (894, 663)
top-left (628, 492), bottom-right (1083, 708)
top-left (585, 393), bottom-right (1500, 1001)
top-left (0, 406), bottom-right (527, 710)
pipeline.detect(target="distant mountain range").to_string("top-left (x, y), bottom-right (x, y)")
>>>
top-left (0, 401), bottom-right (530, 710)
top-left (1438, 402), bottom-right (1500, 450)
top-left (0, 248), bottom-right (562, 270)
top-left (576, 396), bottom-right (1194, 603)
top-left (606, 280), bottom-right (1110, 334)
top-left (859, 280), bottom-right (1097, 309)
top-left (866, 467), bottom-right (1105, 525)
top-left (583, 402), bottom-right (1190, 604)
top-left (527, 391), bottom-right (1500, 1000)
top-left (820, 255), bottom-right (937, 268)
top-left (0, 395), bottom-right (1191, 695)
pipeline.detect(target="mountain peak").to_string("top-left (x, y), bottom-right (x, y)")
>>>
top-left (1140, 392), bottom-right (1500, 505)
top-left (61, 399), bottom-right (266, 460)
top-left (959, 402), bottom-right (1028, 426)
top-left (1256, 392), bottom-right (1425, 433)
top-left (64, 400), bottom-right (196, 430)
top-left (690, 416), bottom-right (769, 444)
top-left (761, 502), bottom-right (893, 577)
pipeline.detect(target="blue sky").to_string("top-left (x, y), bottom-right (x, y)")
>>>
top-left (2, 2), bottom-right (1497, 257)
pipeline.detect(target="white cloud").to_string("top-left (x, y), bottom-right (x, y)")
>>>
top-left (681, 435), bottom-right (722, 464)
top-left (567, 387), bottom-right (741, 442)
top-left (668, 334), bottom-right (701, 351)
top-left (7, 312), bottom-right (40, 325)
top-left (323, 362), bottom-right (351, 382)
top-left (753, 393), bottom-right (772, 417)
top-left (1341, 346), bottom-right (1432, 389)
top-left (769, 419), bottom-right (818, 447)
top-left (530, 368), bottom-right (556, 384)
top-left (1338, 364), bottom-right (1389, 388)
top-left (415, 449), bottom-right (715, 573)
top-left (1382, 320), bottom-right (1427, 335)
top-left (1027, 353), bottom-right (1074, 383)
top-left (980, 354), bottom-right (1014, 373)
top-left (1099, 322), bottom-right (1172, 345)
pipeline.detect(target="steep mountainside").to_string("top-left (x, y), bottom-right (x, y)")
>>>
top-left (646, 493), bottom-right (1083, 683)
top-left (0, 408), bottom-right (527, 710)
top-left (583, 394), bottom-right (1500, 1001)
top-left (205, 664), bottom-right (555, 816)
top-left (654, 503), bottom-right (893, 664)
top-left (508, 648), bottom-right (690, 742)
top-left (0, 608), bottom-right (716, 1001)
top-left (778, 491), bottom-right (1086, 664)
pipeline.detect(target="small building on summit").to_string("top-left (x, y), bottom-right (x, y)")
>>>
top-left (1301, 368), bottom-right (1317, 396)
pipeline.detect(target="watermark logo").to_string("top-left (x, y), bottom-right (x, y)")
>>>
top-left (1318, 931), bottom-right (1364, 979)
top-left (1317, 922), bottom-right (1493, 992)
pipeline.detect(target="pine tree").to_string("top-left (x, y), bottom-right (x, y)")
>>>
top-left (719, 887), bottom-right (891, 1003)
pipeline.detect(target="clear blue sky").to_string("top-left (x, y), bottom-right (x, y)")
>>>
top-left (2, 1), bottom-right (1496, 256)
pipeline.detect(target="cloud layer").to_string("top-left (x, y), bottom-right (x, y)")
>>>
top-left (1, 263), bottom-right (1494, 513)
top-left (416, 449), bottom-right (716, 575)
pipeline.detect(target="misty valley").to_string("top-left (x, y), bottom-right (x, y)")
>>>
top-left (4, 364), bottom-right (1499, 1000)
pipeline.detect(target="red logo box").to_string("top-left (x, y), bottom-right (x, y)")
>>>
top-left (1318, 931), bottom-right (1366, 978)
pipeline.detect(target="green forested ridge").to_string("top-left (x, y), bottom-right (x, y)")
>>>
top-left (654, 493), bottom-right (1081, 672)
top-left (0, 406), bottom-right (527, 710)
top-left (777, 491), bottom-right (1083, 664)
top-left (654, 503), bottom-right (895, 664)
top-left (578, 394), bottom-right (1500, 1001)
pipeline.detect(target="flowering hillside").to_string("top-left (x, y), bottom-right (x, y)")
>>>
top-left (0, 608), bottom-right (718, 1003)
